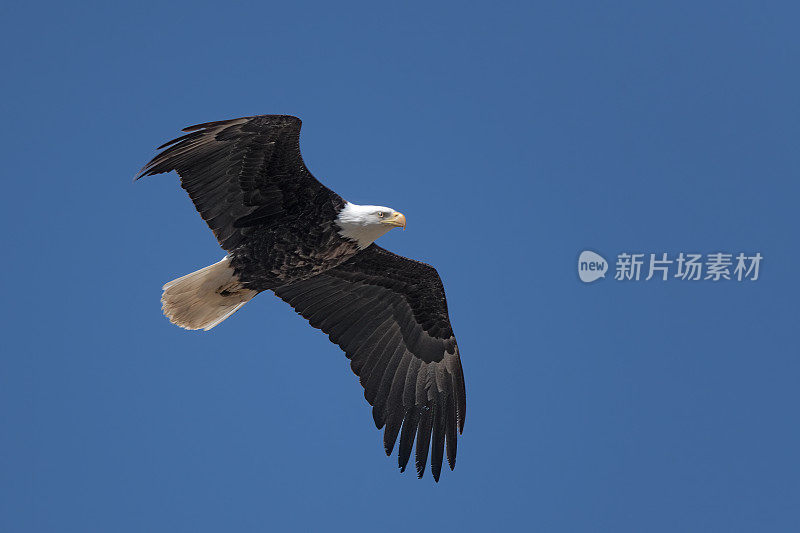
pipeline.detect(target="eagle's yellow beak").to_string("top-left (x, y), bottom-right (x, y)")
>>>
top-left (381, 211), bottom-right (406, 229)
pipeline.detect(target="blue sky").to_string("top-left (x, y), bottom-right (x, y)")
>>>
top-left (3, 1), bottom-right (799, 531)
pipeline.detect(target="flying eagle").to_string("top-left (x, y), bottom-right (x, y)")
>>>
top-left (137, 115), bottom-right (465, 481)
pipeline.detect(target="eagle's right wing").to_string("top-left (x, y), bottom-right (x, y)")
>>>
top-left (274, 244), bottom-right (466, 481)
top-left (136, 115), bottom-right (342, 251)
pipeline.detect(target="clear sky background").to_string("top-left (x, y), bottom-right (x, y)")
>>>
top-left (2, 1), bottom-right (799, 531)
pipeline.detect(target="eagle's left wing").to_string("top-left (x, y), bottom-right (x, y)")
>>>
top-left (273, 244), bottom-right (466, 481)
top-left (136, 115), bottom-right (342, 252)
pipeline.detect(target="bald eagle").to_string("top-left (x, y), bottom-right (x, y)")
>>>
top-left (137, 115), bottom-right (465, 481)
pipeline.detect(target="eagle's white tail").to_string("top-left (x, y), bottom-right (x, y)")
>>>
top-left (161, 257), bottom-right (257, 331)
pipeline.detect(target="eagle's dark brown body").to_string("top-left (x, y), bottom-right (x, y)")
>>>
top-left (231, 215), bottom-right (360, 291)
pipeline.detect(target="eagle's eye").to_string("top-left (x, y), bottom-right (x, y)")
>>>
top-left (377, 212), bottom-right (385, 218)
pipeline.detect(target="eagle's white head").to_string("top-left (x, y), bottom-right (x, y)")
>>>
top-left (335, 202), bottom-right (407, 249)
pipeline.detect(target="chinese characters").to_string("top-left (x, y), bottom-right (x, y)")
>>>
top-left (613, 252), bottom-right (761, 281)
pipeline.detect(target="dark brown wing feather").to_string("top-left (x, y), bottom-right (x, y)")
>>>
top-left (136, 115), bottom-right (341, 251)
top-left (274, 244), bottom-right (466, 481)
